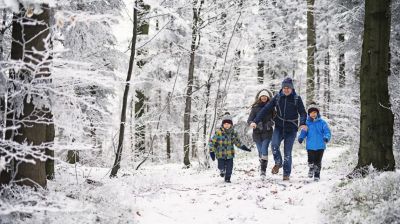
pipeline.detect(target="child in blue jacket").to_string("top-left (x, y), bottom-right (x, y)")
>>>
top-left (298, 104), bottom-right (331, 181)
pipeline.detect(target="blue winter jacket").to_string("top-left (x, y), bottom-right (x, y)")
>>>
top-left (253, 90), bottom-right (307, 132)
top-left (298, 114), bottom-right (331, 150)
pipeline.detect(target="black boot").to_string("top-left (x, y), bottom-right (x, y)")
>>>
top-left (314, 165), bottom-right (321, 181)
top-left (308, 163), bottom-right (314, 178)
top-left (225, 176), bottom-right (231, 183)
top-left (260, 159), bottom-right (267, 177)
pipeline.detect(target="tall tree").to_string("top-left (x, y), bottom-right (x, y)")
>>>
top-left (134, 0), bottom-right (150, 155)
top-left (110, 0), bottom-right (138, 177)
top-left (3, 4), bottom-right (53, 187)
top-left (338, 31), bottom-right (346, 88)
top-left (354, 0), bottom-right (395, 174)
top-left (306, 0), bottom-right (316, 105)
top-left (183, 0), bottom-right (203, 168)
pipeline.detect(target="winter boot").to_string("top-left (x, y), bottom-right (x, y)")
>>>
top-left (271, 164), bottom-right (282, 174)
top-left (283, 176), bottom-right (290, 181)
top-left (225, 176), bottom-right (231, 183)
top-left (260, 159), bottom-right (267, 177)
top-left (219, 169), bottom-right (225, 178)
top-left (308, 164), bottom-right (314, 178)
top-left (314, 165), bottom-right (321, 181)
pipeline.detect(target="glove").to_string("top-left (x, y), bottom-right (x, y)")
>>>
top-left (323, 138), bottom-right (329, 143)
top-left (298, 138), bottom-right (303, 144)
top-left (209, 151), bottom-right (215, 161)
top-left (240, 145), bottom-right (251, 152)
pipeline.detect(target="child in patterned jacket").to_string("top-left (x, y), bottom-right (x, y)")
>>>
top-left (209, 112), bottom-right (251, 183)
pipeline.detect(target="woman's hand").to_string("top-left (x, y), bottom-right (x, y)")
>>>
top-left (250, 122), bottom-right (257, 129)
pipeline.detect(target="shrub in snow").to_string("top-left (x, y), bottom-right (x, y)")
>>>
top-left (322, 171), bottom-right (400, 224)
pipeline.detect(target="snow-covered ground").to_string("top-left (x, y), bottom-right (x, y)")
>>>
top-left (131, 145), bottom-right (347, 224)
top-left (34, 144), bottom-right (347, 224)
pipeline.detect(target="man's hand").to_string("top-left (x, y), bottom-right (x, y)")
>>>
top-left (300, 125), bottom-right (308, 131)
top-left (250, 122), bottom-right (257, 129)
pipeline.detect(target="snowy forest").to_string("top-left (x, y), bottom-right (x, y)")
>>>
top-left (0, 0), bottom-right (399, 223)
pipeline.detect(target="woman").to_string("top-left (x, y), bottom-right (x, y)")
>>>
top-left (247, 89), bottom-right (275, 178)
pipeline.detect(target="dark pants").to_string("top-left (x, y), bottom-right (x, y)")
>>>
top-left (271, 126), bottom-right (297, 176)
top-left (218, 158), bottom-right (233, 180)
top-left (307, 150), bottom-right (324, 178)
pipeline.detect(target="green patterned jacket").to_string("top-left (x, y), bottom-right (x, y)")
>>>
top-left (209, 126), bottom-right (243, 159)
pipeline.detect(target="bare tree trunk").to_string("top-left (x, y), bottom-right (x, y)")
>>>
top-left (257, 38), bottom-right (265, 84)
top-left (323, 50), bottom-right (331, 118)
top-left (306, 0), bottom-right (316, 106)
top-left (183, 0), bottom-right (203, 168)
top-left (338, 32), bottom-right (346, 88)
top-left (67, 149), bottom-right (79, 164)
top-left (135, 90), bottom-right (145, 154)
top-left (166, 131), bottom-right (171, 160)
top-left (6, 4), bottom-right (53, 188)
top-left (353, 0), bottom-right (395, 175)
top-left (270, 32), bottom-right (277, 90)
top-left (110, 1), bottom-right (138, 177)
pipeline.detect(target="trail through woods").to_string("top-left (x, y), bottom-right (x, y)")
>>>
top-left (2, 145), bottom-right (348, 223)
top-left (106, 145), bottom-right (347, 224)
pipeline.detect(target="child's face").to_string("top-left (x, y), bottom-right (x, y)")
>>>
top-left (309, 111), bottom-right (318, 119)
top-left (223, 123), bottom-right (232, 129)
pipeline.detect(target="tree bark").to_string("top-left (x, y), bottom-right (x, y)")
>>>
top-left (7, 4), bottom-right (53, 188)
top-left (166, 131), bottom-right (171, 160)
top-left (110, 1), bottom-right (138, 177)
top-left (338, 32), bottom-right (346, 88)
top-left (134, 90), bottom-right (145, 154)
top-left (355, 0), bottom-right (395, 173)
top-left (306, 0), bottom-right (316, 106)
top-left (323, 49), bottom-right (331, 119)
top-left (183, 0), bottom-right (203, 168)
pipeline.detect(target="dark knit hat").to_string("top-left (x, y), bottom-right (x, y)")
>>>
top-left (221, 112), bottom-right (233, 125)
top-left (307, 102), bottom-right (320, 114)
top-left (282, 77), bottom-right (294, 89)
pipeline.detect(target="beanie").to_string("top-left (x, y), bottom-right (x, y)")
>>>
top-left (221, 112), bottom-right (233, 126)
top-left (282, 77), bottom-right (294, 89)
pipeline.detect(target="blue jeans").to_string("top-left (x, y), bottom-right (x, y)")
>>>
top-left (256, 138), bottom-right (271, 159)
top-left (218, 158), bottom-right (233, 179)
top-left (271, 126), bottom-right (297, 176)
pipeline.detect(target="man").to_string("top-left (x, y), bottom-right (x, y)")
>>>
top-left (250, 77), bottom-right (307, 181)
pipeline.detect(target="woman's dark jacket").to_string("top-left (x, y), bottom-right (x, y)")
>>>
top-left (247, 102), bottom-right (275, 142)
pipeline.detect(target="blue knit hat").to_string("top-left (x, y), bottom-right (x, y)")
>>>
top-left (282, 77), bottom-right (294, 89)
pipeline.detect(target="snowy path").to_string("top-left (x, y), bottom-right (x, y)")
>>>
top-left (132, 145), bottom-right (347, 224)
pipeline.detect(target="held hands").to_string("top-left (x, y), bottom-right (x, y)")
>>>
top-left (240, 145), bottom-right (251, 152)
top-left (209, 151), bottom-right (215, 161)
top-left (298, 138), bottom-right (304, 144)
top-left (300, 125), bottom-right (308, 131)
top-left (323, 138), bottom-right (329, 143)
top-left (250, 122), bottom-right (257, 129)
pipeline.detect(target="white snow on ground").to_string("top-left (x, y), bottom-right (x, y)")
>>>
top-left (131, 145), bottom-right (347, 224)
top-left (41, 144), bottom-right (348, 224)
